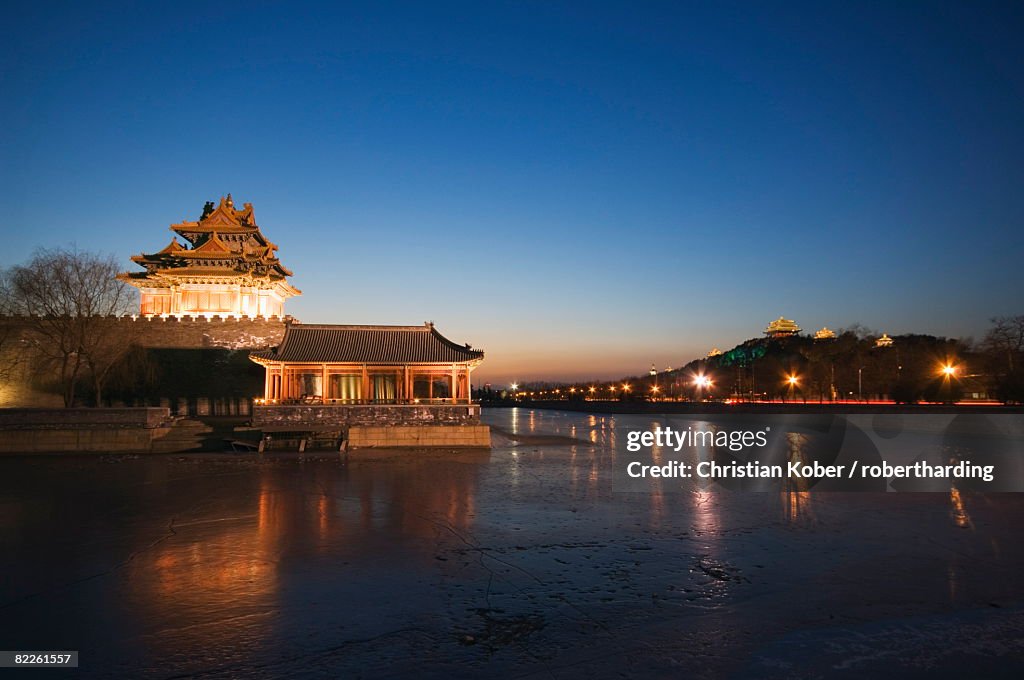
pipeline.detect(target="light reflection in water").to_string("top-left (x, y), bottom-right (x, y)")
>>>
top-left (136, 455), bottom-right (484, 656)
top-left (647, 419), bottom-right (665, 527)
top-left (780, 490), bottom-right (814, 523)
top-left (779, 431), bottom-right (816, 522)
top-left (318, 493), bottom-right (330, 538)
top-left (690, 489), bottom-right (717, 538)
top-left (949, 487), bottom-right (970, 528)
top-left (785, 432), bottom-right (811, 492)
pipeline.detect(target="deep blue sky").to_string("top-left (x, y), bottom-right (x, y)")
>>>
top-left (2, 1), bottom-right (1023, 384)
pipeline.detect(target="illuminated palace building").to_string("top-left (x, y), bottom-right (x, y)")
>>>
top-left (250, 323), bottom-right (483, 405)
top-left (116, 194), bottom-right (488, 446)
top-left (118, 195), bottom-right (300, 317)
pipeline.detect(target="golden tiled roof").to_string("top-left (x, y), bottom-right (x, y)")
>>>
top-left (120, 196), bottom-right (296, 285)
top-left (764, 317), bottom-right (801, 335)
top-left (188, 232), bottom-right (232, 256)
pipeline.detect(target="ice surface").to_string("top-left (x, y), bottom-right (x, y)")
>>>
top-left (0, 408), bottom-right (1022, 678)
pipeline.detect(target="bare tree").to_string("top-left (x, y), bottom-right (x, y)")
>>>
top-left (1, 247), bottom-right (138, 406)
top-left (982, 315), bottom-right (1024, 374)
top-left (0, 299), bottom-right (26, 385)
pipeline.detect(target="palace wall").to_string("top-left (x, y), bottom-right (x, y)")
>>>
top-left (0, 314), bottom-right (288, 350)
top-left (0, 315), bottom-right (289, 408)
top-left (0, 407), bottom-right (174, 453)
top-left (107, 314), bottom-right (288, 349)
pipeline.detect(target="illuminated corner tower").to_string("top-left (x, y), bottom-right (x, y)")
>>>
top-left (118, 195), bottom-right (301, 318)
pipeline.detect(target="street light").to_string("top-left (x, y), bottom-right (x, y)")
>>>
top-left (694, 374), bottom-right (712, 402)
top-left (785, 374), bottom-right (799, 403)
top-left (938, 362), bottom-right (960, 404)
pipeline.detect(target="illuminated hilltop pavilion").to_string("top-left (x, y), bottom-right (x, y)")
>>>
top-left (118, 195), bottom-right (300, 318)
top-left (764, 316), bottom-right (801, 338)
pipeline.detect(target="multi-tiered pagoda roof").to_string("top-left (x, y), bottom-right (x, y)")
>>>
top-left (118, 195), bottom-right (300, 317)
top-left (119, 195), bottom-right (296, 286)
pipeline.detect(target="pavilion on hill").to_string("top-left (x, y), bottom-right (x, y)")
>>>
top-left (764, 316), bottom-right (801, 338)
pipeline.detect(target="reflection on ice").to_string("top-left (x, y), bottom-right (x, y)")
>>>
top-left (780, 490), bottom-right (815, 523)
top-left (0, 408), bottom-right (1021, 677)
top-left (950, 487), bottom-right (970, 528)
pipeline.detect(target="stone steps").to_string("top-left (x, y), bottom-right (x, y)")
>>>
top-left (151, 418), bottom-right (213, 453)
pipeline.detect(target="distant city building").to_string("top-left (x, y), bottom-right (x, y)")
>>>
top-left (814, 326), bottom-right (837, 340)
top-left (875, 333), bottom-right (894, 348)
top-left (764, 316), bottom-right (801, 338)
top-left (118, 195), bottom-right (301, 318)
top-left (707, 347), bottom-right (723, 358)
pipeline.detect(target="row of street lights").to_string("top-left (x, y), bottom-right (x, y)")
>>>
top-left (509, 362), bottom-right (961, 402)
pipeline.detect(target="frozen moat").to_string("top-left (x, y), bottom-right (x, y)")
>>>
top-left (1, 408), bottom-right (1023, 678)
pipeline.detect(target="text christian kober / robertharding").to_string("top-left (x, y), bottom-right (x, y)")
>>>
top-left (625, 426), bottom-right (995, 482)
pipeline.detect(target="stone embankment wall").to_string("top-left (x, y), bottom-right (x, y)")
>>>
top-left (253, 404), bottom-right (490, 448)
top-left (0, 407), bottom-right (173, 453)
top-left (252, 404), bottom-right (482, 428)
top-left (348, 425), bottom-right (490, 448)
